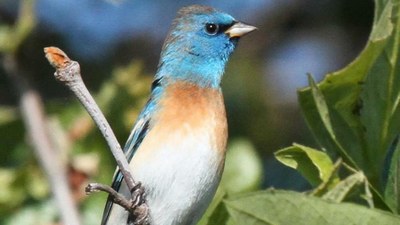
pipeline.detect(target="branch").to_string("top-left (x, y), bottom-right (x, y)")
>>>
top-left (3, 54), bottom-right (81, 225)
top-left (86, 183), bottom-right (148, 224)
top-left (44, 47), bottom-right (149, 223)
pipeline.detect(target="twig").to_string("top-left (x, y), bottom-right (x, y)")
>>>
top-left (3, 54), bottom-right (81, 225)
top-left (44, 46), bottom-right (149, 223)
top-left (86, 183), bottom-right (148, 223)
top-left (86, 183), bottom-right (134, 210)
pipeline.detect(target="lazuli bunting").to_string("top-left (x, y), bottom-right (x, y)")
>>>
top-left (101, 5), bottom-right (256, 225)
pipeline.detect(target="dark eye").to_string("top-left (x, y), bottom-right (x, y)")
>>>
top-left (205, 23), bottom-right (219, 35)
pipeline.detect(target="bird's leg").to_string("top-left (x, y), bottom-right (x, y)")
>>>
top-left (130, 204), bottom-right (149, 225)
top-left (129, 182), bottom-right (149, 225)
top-left (130, 182), bottom-right (146, 208)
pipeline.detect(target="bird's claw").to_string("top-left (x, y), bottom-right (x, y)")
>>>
top-left (127, 182), bottom-right (149, 224)
top-left (130, 182), bottom-right (146, 209)
top-left (132, 205), bottom-right (149, 225)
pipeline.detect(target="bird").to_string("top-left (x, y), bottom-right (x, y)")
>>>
top-left (101, 5), bottom-right (256, 225)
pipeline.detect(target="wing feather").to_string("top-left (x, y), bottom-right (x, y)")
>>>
top-left (101, 77), bottom-right (163, 224)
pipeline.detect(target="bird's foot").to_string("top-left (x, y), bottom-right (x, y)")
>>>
top-left (128, 183), bottom-right (149, 224)
top-left (131, 204), bottom-right (149, 225)
top-left (130, 182), bottom-right (146, 208)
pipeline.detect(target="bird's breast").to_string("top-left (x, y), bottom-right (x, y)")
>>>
top-left (129, 81), bottom-right (228, 225)
top-left (157, 81), bottom-right (228, 154)
top-left (132, 81), bottom-right (228, 166)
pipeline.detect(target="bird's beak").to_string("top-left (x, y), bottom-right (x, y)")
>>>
top-left (225, 22), bottom-right (257, 38)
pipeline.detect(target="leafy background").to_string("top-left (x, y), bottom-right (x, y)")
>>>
top-left (2, 0), bottom-right (398, 224)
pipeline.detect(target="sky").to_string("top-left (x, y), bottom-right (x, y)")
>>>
top-left (2, 0), bottom-right (357, 104)
top-left (35, 0), bottom-right (278, 57)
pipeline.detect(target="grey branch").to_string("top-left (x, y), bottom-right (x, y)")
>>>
top-left (44, 47), bottom-right (149, 223)
top-left (3, 55), bottom-right (81, 225)
top-left (86, 183), bottom-right (149, 224)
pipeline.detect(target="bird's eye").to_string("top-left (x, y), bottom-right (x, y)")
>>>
top-left (205, 23), bottom-right (219, 35)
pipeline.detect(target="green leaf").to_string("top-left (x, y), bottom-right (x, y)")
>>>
top-left (206, 200), bottom-right (231, 225)
top-left (359, 0), bottom-right (400, 185)
top-left (385, 136), bottom-right (400, 214)
top-left (224, 190), bottom-right (400, 225)
top-left (370, 0), bottom-right (394, 41)
top-left (308, 75), bottom-right (336, 141)
top-left (275, 143), bottom-right (338, 187)
top-left (198, 191), bottom-right (226, 225)
top-left (322, 171), bottom-right (365, 203)
top-left (307, 75), bottom-right (355, 165)
top-left (297, 0), bottom-right (398, 191)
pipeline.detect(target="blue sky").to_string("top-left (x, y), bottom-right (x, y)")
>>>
top-left (36, 0), bottom-right (277, 57)
top-left (1, 0), bottom-right (351, 103)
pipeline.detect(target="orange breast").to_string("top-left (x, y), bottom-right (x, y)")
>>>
top-left (157, 82), bottom-right (227, 150)
top-left (130, 81), bottom-right (228, 168)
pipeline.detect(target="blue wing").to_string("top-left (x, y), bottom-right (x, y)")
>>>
top-left (101, 77), bottom-right (163, 225)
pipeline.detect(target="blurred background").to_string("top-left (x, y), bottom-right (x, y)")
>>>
top-left (0, 0), bottom-right (373, 224)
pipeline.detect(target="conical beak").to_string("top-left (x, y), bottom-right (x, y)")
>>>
top-left (225, 22), bottom-right (257, 38)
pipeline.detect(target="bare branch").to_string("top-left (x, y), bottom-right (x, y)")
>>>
top-left (86, 183), bottom-right (149, 224)
top-left (86, 183), bottom-right (131, 207)
top-left (3, 54), bottom-right (81, 225)
top-left (44, 46), bottom-right (149, 223)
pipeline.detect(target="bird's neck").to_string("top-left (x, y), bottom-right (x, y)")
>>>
top-left (156, 52), bottom-right (226, 89)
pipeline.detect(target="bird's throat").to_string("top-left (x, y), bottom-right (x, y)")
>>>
top-left (157, 55), bottom-right (226, 89)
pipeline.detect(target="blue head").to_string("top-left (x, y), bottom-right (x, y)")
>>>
top-left (155, 5), bottom-right (257, 89)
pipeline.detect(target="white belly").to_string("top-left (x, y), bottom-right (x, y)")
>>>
top-left (133, 136), bottom-right (223, 225)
